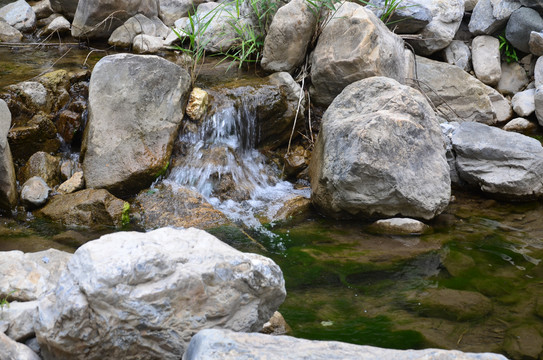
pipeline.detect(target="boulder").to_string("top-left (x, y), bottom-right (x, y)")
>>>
top-left (0, 249), bottom-right (71, 302)
top-left (32, 0), bottom-right (54, 19)
top-left (406, 288), bottom-right (492, 321)
top-left (0, 18), bottom-right (22, 42)
top-left (503, 325), bottom-right (543, 360)
top-left (468, 0), bottom-right (521, 35)
top-left (261, 0), bottom-right (317, 73)
top-left (159, 0), bottom-right (205, 26)
top-left (35, 227), bottom-right (286, 360)
top-left (310, 2), bottom-right (405, 106)
top-left (536, 56), bottom-right (543, 87)
top-left (185, 87), bottom-right (209, 121)
top-left (496, 61), bottom-right (530, 96)
top-left (414, 56), bottom-right (512, 124)
top-left (471, 35), bottom-right (501, 86)
top-left (465, 0), bottom-right (479, 11)
top-left (521, 0), bottom-right (543, 10)
top-left (506, 7), bottom-right (543, 54)
top-left (71, 0), bottom-right (159, 39)
top-left (50, 0), bottom-right (79, 21)
top-left (0, 332), bottom-right (40, 360)
top-left (135, 183), bottom-right (230, 230)
top-left (132, 34), bottom-right (164, 53)
top-left (512, 88), bottom-right (536, 117)
top-left (442, 40), bottom-right (472, 72)
top-left (530, 31), bottom-right (543, 56)
top-left (451, 121), bottom-right (543, 199)
top-left (82, 54), bottom-right (190, 197)
top-left (20, 177), bottom-right (51, 208)
top-left (41, 15), bottom-right (71, 36)
top-left (309, 76), bottom-right (450, 220)
top-left (2, 301), bottom-right (38, 341)
top-left (0, 99), bottom-right (17, 211)
top-left (37, 189), bottom-right (128, 228)
top-left (535, 86), bottom-right (543, 125)
top-left (183, 329), bottom-right (508, 360)
top-left (368, 0), bottom-right (431, 34)
top-left (503, 117), bottom-right (537, 133)
top-left (57, 171), bottom-right (84, 194)
top-left (0, 0), bottom-right (36, 32)
top-left (6, 114), bottom-right (60, 162)
top-left (4, 82), bottom-right (48, 114)
top-left (108, 14), bottom-right (169, 48)
top-left (369, 218), bottom-right (430, 235)
top-left (20, 151), bottom-right (60, 188)
top-left (405, 0), bottom-right (464, 55)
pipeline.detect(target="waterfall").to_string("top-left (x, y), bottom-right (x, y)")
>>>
top-left (165, 87), bottom-right (310, 228)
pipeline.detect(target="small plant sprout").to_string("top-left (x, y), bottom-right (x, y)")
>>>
top-left (498, 34), bottom-right (519, 64)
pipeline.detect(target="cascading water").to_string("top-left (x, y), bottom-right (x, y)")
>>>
top-left (165, 87), bottom-right (310, 229)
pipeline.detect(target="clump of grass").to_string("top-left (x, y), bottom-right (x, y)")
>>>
top-left (498, 34), bottom-right (518, 63)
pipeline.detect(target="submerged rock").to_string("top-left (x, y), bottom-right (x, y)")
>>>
top-left (82, 54), bottom-right (191, 197)
top-left (369, 218), bottom-right (430, 235)
top-left (503, 325), bottom-right (543, 360)
top-left (183, 329), bottom-right (508, 359)
top-left (135, 183), bottom-right (230, 230)
top-left (37, 189), bottom-right (128, 228)
top-left (310, 2), bottom-right (406, 105)
top-left (35, 227), bottom-right (286, 360)
top-left (310, 76), bottom-right (450, 220)
top-left (0, 99), bottom-right (17, 211)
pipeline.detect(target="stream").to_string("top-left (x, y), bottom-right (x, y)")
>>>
top-left (2, 44), bottom-right (543, 357)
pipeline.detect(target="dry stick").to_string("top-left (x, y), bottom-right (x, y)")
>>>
top-left (239, 228), bottom-right (267, 252)
top-left (286, 61), bottom-right (307, 156)
top-left (0, 42), bottom-right (79, 47)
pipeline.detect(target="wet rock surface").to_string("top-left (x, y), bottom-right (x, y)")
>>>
top-left (0, 99), bottom-right (17, 211)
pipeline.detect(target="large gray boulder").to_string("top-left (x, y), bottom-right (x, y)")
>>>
top-left (71, 0), bottom-right (160, 39)
top-left (0, 249), bottom-right (71, 302)
top-left (261, 0), bottom-right (317, 73)
top-left (183, 329), bottom-right (508, 360)
top-left (0, 99), bottom-right (17, 212)
top-left (468, 0), bottom-right (521, 35)
top-left (310, 2), bottom-right (405, 106)
top-left (414, 56), bottom-right (512, 124)
top-left (309, 76), bottom-right (451, 220)
top-left (0, 0), bottom-right (36, 32)
top-left (0, 332), bottom-right (40, 360)
top-left (451, 121), bottom-right (543, 199)
top-left (506, 7), bottom-right (543, 54)
top-left (82, 54), bottom-right (190, 196)
top-left (50, 0), bottom-right (79, 21)
top-left (35, 227), bottom-right (286, 360)
top-left (406, 0), bottom-right (464, 55)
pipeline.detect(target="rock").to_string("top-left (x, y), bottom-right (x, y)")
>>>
top-left (36, 12), bottom-right (59, 27)
top-left (451, 121), bottom-right (543, 199)
top-left (472, 35), bottom-right (501, 86)
top-left (272, 195), bottom-right (311, 222)
top-left (530, 31), bottom-right (543, 56)
top-left (7, 114), bottom-right (60, 162)
top-left (41, 15), bottom-right (70, 36)
top-left (159, 0), bottom-right (205, 26)
top-left (496, 61), bottom-right (530, 96)
top-left (37, 189), bottom-right (128, 228)
top-left (310, 2), bottom-right (406, 106)
top-left (5, 82), bottom-right (48, 113)
top-left (59, 158), bottom-right (80, 181)
top-left (24, 337), bottom-right (40, 355)
top-left (261, 0), bottom-right (316, 73)
top-left (441, 249), bottom-right (476, 277)
top-left (468, 0), bottom-right (521, 35)
top-left (108, 14), bottom-right (157, 47)
top-left (440, 122), bottom-right (463, 186)
top-left (406, 0), bottom-right (464, 55)
top-left (71, 0), bottom-right (159, 39)
top-left (260, 311), bottom-right (291, 335)
top-left (132, 34), bottom-right (164, 53)
top-left (503, 325), bottom-right (543, 360)
top-left (2, 301), bottom-right (38, 341)
top-left (57, 171), bottom-right (84, 194)
top-left (56, 109), bottom-right (81, 144)
top-left (536, 86), bottom-right (543, 125)
top-left (407, 288), bottom-right (492, 321)
top-left (535, 56), bottom-right (543, 87)
top-left (20, 177), bottom-right (50, 208)
top-left (465, 0), bottom-right (479, 11)
top-left (370, 218), bottom-right (430, 235)
top-left (368, 0), bottom-right (431, 34)
top-left (35, 227), bottom-right (286, 360)
top-left (503, 117), bottom-right (537, 133)
top-left (283, 145), bottom-right (309, 177)
top-left (506, 7), bottom-right (543, 54)
top-left (309, 76), bottom-right (450, 220)
top-left (0, 248), bottom-right (71, 302)
top-left (414, 56), bottom-right (512, 124)
top-left (512, 88), bottom-right (536, 117)
top-left (32, 0), bottom-right (54, 20)
top-left (82, 54), bottom-right (191, 197)
top-left (20, 151), bottom-right (60, 188)
top-left (185, 87), bottom-right (209, 122)
top-left (0, 18), bottom-right (22, 42)
top-left (0, 0), bottom-right (36, 32)
top-left (442, 40), bottom-right (472, 72)
top-left (50, 0), bottom-right (78, 21)
top-left (135, 183), bottom-right (230, 230)
top-left (0, 99), bottom-right (17, 211)
top-left (183, 328), bottom-right (508, 360)
top-left (0, 332), bottom-right (40, 360)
